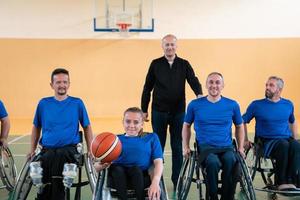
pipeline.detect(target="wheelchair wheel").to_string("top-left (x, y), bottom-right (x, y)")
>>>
top-left (176, 151), bottom-right (196, 200)
top-left (245, 145), bottom-right (258, 181)
top-left (0, 146), bottom-right (17, 191)
top-left (12, 154), bottom-right (41, 200)
top-left (12, 159), bottom-right (32, 200)
top-left (236, 152), bottom-right (256, 200)
top-left (84, 153), bottom-right (98, 193)
top-left (159, 175), bottom-right (168, 200)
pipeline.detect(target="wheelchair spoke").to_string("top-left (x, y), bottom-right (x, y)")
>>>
top-left (176, 151), bottom-right (196, 200)
top-left (0, 146), bottom-right (17, 191)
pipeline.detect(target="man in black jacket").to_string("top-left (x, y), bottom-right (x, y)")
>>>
top-left (141, 34), bottom-right (203, 192)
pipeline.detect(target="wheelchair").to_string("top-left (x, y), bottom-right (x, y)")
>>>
top-left (0, 145), bottom-right (17, 191)
top-left (245, 138), bottom-right (300, 198)
top-left (176, 139), bottom-right (256, 200)
top-left (92, 166), bottom-right (169, 200)
top-left (11, 132), bottom-right (96, 200)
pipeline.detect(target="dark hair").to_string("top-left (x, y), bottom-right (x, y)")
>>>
top-left (123, 107), bottom-right (144, 119)
top-left (51, 68), bottom-right (69, 82)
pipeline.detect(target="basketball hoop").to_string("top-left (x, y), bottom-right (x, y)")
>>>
top-left (116, 23), bottom-right (131, 37)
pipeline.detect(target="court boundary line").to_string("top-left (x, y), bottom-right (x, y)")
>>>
top-left (8, 134), bottom-right (29, 144)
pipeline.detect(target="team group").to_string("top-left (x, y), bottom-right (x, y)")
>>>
top-left (0, 34), bottom-right (299, 200)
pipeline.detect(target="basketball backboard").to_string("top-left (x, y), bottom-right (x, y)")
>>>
top-left (93, 0), bottom-right (154, 32)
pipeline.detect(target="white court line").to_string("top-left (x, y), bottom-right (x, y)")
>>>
top-left (8, 134), bottom-right (29, 144)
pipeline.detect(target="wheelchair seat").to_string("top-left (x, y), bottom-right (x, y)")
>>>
top-left (93, 167), bottom-right (168, 200)
top-left (176, 139), bottom-right (256, 200)
top-left (0, 145), bottom-right (17, 191)
top-left (11, 131), bottom-right (96, 200)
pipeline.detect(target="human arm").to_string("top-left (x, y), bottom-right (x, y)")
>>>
top-left (0, 116), bottom-right (10, 148)
top-left (182, 122), bottom-right (192, 158)
top-left (141, 62), bottom-right (155, 117)
top-left (235, 124), bottom-right (245, 158)
top-left (243, 123), bottom-right (252, 150)
top-left (148, 158), bottom-right (163, 200)
top-left (185, 61), bottom-right (203, 96)
top-left (83, 125), bottom-right (93, 154)
top-left (29, 126), bottom-right (41, 159)
top-left (290, 121), bottom-right (298, 139)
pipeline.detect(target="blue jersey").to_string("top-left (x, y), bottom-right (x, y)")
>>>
top-left (242, 98), bottom-right (295, 139)
top-left (0, 100), bottom-right (8, 119)
top-left (185, 96), bottom-right (243, 147)
top-left (113, 133), bottom-right (163, 170)
top-left (33, 96), bottom-right (90, 148)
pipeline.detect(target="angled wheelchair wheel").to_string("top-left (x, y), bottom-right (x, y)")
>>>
top-left (176, 151), bottom-right (196, 200)
top-left (245, 144), bottom-right (258, 181)
top-left (0, 146), bottom-right (17, 191)
top-left (92, 170), bottom-right (112, 200)
top-left (12, 155), bottom-right (40, 200)
top-left (84, 153), bottom-right (98, 193)
top-left (12, 159), bottom-right (32, 200)
top-left (236, 152), bottom-right (256, 200)
top-left (159, 175), bottom-right (169, 200)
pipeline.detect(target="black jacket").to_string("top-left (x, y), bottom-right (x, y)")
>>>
top-left (141, 55), bottom-right (202, 114)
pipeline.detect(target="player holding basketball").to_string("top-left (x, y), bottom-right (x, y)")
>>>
top-left (29, 68), bottom-right (93, 200)
top-left (94, 107), bottom-right (163, 200)
top-left (0, 100), bottom-right (10, 148)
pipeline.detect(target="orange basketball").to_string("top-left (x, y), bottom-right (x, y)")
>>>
top-left (91, 132), bottom-right (122, 163)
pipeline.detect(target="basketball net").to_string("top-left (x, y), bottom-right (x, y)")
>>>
top-left (116, 23), bottom-right (131, 37)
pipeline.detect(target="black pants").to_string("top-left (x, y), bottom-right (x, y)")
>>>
top-left (269, 139), bottom-right (300, 186)
top-left (37, 146), bottom-right (78, 200)
top-left (109, 165), bottom-right (148, 200)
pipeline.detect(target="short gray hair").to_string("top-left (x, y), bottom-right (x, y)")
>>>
top-left (268, 76), bottom-right (284, 89)
top-left (162, 34), bottom-right (177, 42)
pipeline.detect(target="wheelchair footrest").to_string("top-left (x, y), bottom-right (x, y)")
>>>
top-left (71, 181), bottom-right (89, 187)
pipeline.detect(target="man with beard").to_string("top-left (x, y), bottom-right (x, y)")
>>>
top-left (243, 76), bottom-right (300, 191)
top-left (29, 68), bottom-right (93, 200)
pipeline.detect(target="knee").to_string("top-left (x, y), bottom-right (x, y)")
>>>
top-left (222, 152), bottom-right (236, 169)
top-left (205, 155), bottom-right (221, 170)
top-left (290, 140), bottom-right (300, 152)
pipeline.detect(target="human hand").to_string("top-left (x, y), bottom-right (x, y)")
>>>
top-left (93, 162), bottom-right (110, 172)
top-left (0, 138), bottom-right (8, 148)
top-left (182, 146), bottom-right (191, 159)
top-left (244, 140), bottom-right (252, 151)
top-left (148, 179), bottom-right (161, 200)
top-left (143, 112), bottom-right (149, 122)
top-left (27, 151), bottom-right (35, 161)
top-left (238, 147), bottom-right (246, 159)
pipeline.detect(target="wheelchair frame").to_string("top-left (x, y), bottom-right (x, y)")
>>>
top-left (0, 145), bottom-right (17, 191)
top-left (93, 167), bottom-right (169, 200)
top-left (176, 140), bottom-right (256, 200)
top-left (11, 132), bottom-right (96, 200)
top-left (245, 141), bottom-right (300, 197)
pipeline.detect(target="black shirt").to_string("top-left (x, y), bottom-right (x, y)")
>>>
top-left (141, 55), bottom-right (202, 114)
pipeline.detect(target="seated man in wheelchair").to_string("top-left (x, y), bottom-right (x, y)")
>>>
top-left (182, 72), bottom-right (245, 200)
top-left (28, 68), bottom-right (93, 200)
top-left (94, 107), bottom-right (164, 200)
top-left (243, 75), bottom-right (300, 191)
top-left (0, 100), bottom-right (10, 148)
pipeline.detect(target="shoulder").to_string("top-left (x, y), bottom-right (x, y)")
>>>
top-left (174, 56), bottom-right (190, 65)
top-left (68, 96), bottom-right (85, 104)
top-left (151, 56), bottom-right (165, 63)
top-left (38, 96), bottom-right (54, 104)
top-left (221, 96), bottom-right (239, 105)
top-left (280, 98), bottom-right (293, 105)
